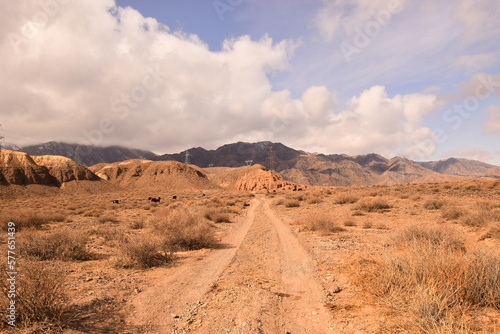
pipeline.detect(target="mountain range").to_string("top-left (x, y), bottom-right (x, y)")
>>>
top-left (11, 141), bottom-right (500, 186)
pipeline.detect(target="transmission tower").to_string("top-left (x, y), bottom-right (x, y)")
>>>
top-left (267, 147), bottom-right (277, 171)
top-left (245, 160), bottom-right (253, 166)
top-left (184, 149), bottom-right (191, 165)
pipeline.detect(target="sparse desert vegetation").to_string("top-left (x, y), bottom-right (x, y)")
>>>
top-left (1, 180), bottom-right (499, 333)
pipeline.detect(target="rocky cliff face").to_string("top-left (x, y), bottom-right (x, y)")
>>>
top-left (204, 164), bottom-right (305, 191)
top-left (0, 150), bottom-right (101, 186)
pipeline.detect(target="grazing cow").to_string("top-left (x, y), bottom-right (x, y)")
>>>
top-left (149, 197), bottom-right (161, 203)
top-left (172, 195), bottom-right (177, 200)
top-left (111, 200), bottom-right (120, 204)
top-left (201, 193), bottom-right (206, 198)
top-left (243, 203), bottom-right (250, 207)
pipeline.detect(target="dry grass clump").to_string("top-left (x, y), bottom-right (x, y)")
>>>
top-left (89, 226), bottom-right (126, 246)
top-left (391, 224), bottom-right (465, 252)
top-left (117, 235), bottom-right (173, 269)
top-left (150, 207), bottom-right (217, 251)
top-left (0, 209), bottom-right (65, 231)
top-left (0, 261), bottom-right (70, 330)
top-left (354, 197), bottom-right (392, 212)
top-left (307, 195), bottom-right (323, 204)
top-left (441, 206), bottom-right (466, 220)
top-left (480, 223), bottom-right (500, 241)
top-left (334, 193), bottom-right (359, 204)
top-left (97, 213), bottom-right (120, 224)
top-left (343, 219), bottom-right (357, 227)
top-left (128, 220), bottom-right (145, 230)
top-left (285, 200), bottom-right (300, 208)
top-left (304, 214), bottom-right (346, 234)
top-left (204, 208), bottom-right (232, 223)
top-left (20, 230), bottom-right (92, 261)
top-left (423, 198), bottom-right (447, 210)
top-left (459, 211), bottom-right (490, 227)
top-left (360, 224), bottom-right (500, 332)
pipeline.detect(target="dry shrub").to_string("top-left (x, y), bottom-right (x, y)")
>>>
top-left (0, 261), bottom-right (70, 330)
top-left (150, 207), bottom-right (217, 251)
top-left (128, 220), bottom-right (145, 229)
top-left (355, 197), bottom-right (392, 212)
top-left (89, 226), bottom-right (127, 246)
top-left (117, 235), bottom-right (173, 269)
top-left (481, 223), bottom-right (500, 240)
top-left (459, 211), bottom-right (490, 227)
top-left (423, 198), bottom-right (447, 210)
top-left (304, 214), bottom-right (346, 234)
top-left (83, 209), bottom-right (103, 217)
top-left (285, 200), bottom-right (300, 208)
top-left (20, 230), bottom-right (92, 261)
top-left (361, 224), bottom-right (500, 332)
top-left (441, 206), bottom-right (466, 220)
top-left (334, 193), bottom-right (359, 204)
top-left (392, 224), bottom-right (465, 252)
top-left (343, 219), bottom-right (357, 227)
top-left (204, 208), bottom-right (231, 223)
top-left (0, 209), bottom-right (64, 231)
top-left (362, 221), bottom-right (373, 229)
top-left (97, 213), bottom-right (119, 224)
top-left (307, 195), bottom-right (323, 204)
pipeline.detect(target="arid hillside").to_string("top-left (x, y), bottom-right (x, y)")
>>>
top-left (203, 164), bottom-right (306, 191)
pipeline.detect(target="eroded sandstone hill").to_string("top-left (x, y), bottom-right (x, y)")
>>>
top-left (89, 159), bottom-right (217, 191)
top-left (203, 164), bottom-right (305, 191)
top-left (0, 150), bottom-right (101, 186)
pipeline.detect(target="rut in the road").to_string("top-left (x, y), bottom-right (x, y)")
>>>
top-left (126, 198), bottom-right (259, 333)
top-left (126, 196), bottom-right (332, 333)
top-left (176, 197), bottom-right (332, 333)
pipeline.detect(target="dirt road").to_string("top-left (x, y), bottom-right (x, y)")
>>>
top-left (126, 196), bottom-right (333, 333)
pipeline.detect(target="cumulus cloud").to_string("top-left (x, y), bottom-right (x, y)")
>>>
top-left (0, 0), bottom-right (441, 159)
top-left (290, 86), bottom-right (439, 158)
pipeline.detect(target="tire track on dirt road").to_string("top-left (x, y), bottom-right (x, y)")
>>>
top-left (174, 197), bottom-right (332, 333)
top-left (263, 199), bottom-right (332, 333)
top-left (126, 197), bottom-right (259, 333)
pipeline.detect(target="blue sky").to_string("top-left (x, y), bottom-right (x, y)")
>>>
top-left (1, 0), bottom-right (499, 164)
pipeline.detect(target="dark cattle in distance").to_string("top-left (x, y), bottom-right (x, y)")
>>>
top-left (149, 197), bottom-right (161, 203)
top-left (112, 200), bottom-right (120, 204)
top-left (172, 196), bottom-right (177, 200)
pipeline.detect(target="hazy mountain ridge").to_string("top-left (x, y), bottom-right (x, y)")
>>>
top-left (19, 141), bottom-right (157, 166)
top-left (10, 141), bottom-right (500, 186)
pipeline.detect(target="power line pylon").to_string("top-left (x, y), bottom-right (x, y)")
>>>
top-left (267, 147), bottom-right (277, 171)
top-left (184, 150), bottom-right (191, 165)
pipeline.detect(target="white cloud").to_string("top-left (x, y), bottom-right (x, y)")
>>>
top-left (445, 147), bottom-right (500, 163)
top-left (484, 106), bottom-right (500, 134)
top-left (289, 86), bottom-right (439, 158)
top-left (453, 53), bottom-right (498, 74)
top-left (0, 0), bottom-right (441, 159)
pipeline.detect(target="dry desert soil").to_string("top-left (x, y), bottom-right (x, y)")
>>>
top-left (1, 180), bottom-right (500, 333)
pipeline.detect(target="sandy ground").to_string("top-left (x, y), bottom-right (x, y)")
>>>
top-left (122, 195), bottom-right (333, 333)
